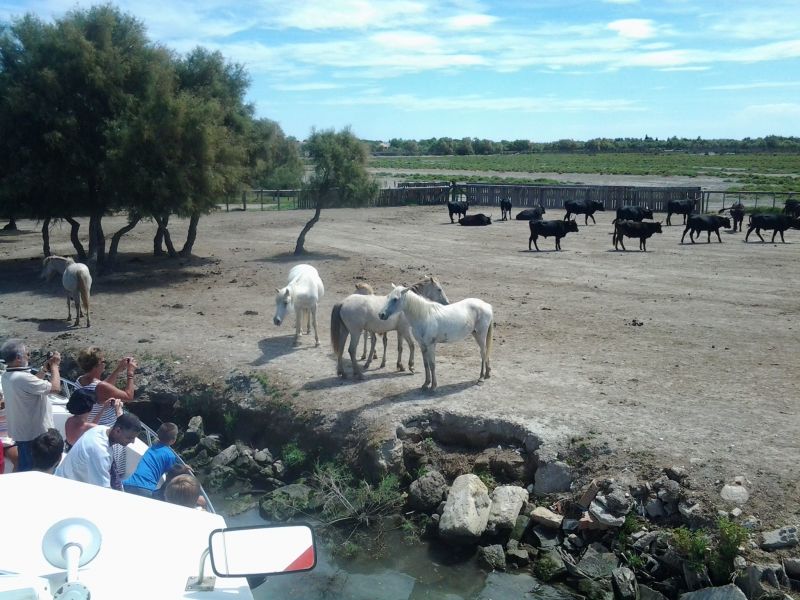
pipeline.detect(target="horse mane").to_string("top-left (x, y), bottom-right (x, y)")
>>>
top-left (401, 288), bottom-right (435, 321)
top-left (409, 277), bottom-right (433, 296)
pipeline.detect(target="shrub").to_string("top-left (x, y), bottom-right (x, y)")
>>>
top-left (672, 527), bottom-right (709, 569)
top-left (281, 442), bottom-right (307, 470)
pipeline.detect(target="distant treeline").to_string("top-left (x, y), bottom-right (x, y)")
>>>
top-left (363, 135), bottom-right (800, 156)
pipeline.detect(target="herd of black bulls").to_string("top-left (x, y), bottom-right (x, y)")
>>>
top-left (447, 198), bottom-right (800, 252)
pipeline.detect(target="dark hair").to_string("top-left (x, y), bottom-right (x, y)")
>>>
top-left (157, 422), bottom-right (179, 443)
top-left (32, 428), bottom-right (64, 472)
top-left (164, 463), bottom-right (192, 483)
top-left (113, 412), bottom-right (141, 433)
top-left (66, 388), bottom-right (96, 416)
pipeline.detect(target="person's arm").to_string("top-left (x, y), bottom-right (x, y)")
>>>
top-left (37, 352), bottom-right (61, 394)
top-left (87, 442), bottom-right (112, 488)
top-left (104, 358), bottom-right (128, 385)
top-left (96, 360), bottom-right (137, 403)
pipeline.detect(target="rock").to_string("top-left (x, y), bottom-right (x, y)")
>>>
top-left (640, 585), bottom-right (669, 600)
top-left (510, 514), bottom-right (531, 541)
top-left (604, 487), bottom-right (633, 514)
top-left (205, 465), bottom-right (236, 489)
top-left (365, 436), bottom-right (404, 478)
top-left (579, 479), bottom-right (602, 508)
top-left (683, 563), bottom-right (712, 591)
top-left (534, 448), bottom-right (572, 495)
top-left (566, 533), bottom-right (584, 551)
top-left (761, 526), bottom-right (798, 551)
top-left (182, 415), bottom-right (204, 447)
top-left (576, 577), bottom-right (614, 600)
top-left (579, 512), bottom-right (612, 531)
top-left (199, 435), bottom-right (221, 454)
top-left (720, 484), bottom-right (749, 504)
top-left (741, 516), bottom-right (760, 530)
top-left (532, 506), bottom-right (565, 529)
top-left (656, 478), bottom-right (682, 504)
top-left (272, 460), bottom-right (286, 478)
top-left (679, 584), bottom-right (748, 600)
top-left (562, 518), bottom-right (580, 532)
top-left (477, 544), bottom-right (506, 571)
top-left (487, 486), bottom-right (529, 532)
top-left (612, 567), bottom-right (639, 600)
top-left (259, 483), bottom-right (314, 520)
top-left (475, 447), bottom-right (529, 481)
top-left (506, 542), bottom-right (531, 567)
top-left (409, 470), bottom-right (448, 513)
top-left (646, 499), bottom-right (666, 519)
top-left (254, 448), bottom-right (273, 463)
top-left (530, 525), bottom-right (561, 549)
top-left (784, 558), bottom-right (800, 579)
top-left (477, 573), bottom-right (578, 600)
top-left (439, 474), bottom-right (491, 542)
top-left (589, 499), bottom-right (626, 527)
top-left (730, 507), bottom-right (743, 519)
top-left (666, 466), bottom-right (688, 482)
top-left (210, 444), bottom-right (239, 468)
top-left (632, 531), bottom-right (659, 553)
top-left (577, 543), bottom-right (619, 579)
top-left (736, 563), bottom-right (787, 599)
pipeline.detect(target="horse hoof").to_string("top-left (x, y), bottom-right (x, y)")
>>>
top-left (397, 365), bottom-right (405, 372)
top-left (408, 367), bottom-right (415, 374)
top-left (421, 384), bottom-right (429, 391)
top-left (315, 342), bottom-right (320, 347)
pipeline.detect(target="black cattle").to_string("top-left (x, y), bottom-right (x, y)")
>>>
top-left (783, 199), bottom-right (800, 218)
top-left (745, 213), bottom-right (800, 243)
top-left (459, 213), bottom-right (491, 226)
top-left (718, 202), bottom-right (745, 232)
top-left (666, 198), bottom-right (696, 226)
top-left (500, 199), bottom-right (512, 221)
top-left (681, 214), bottom-right (730, 244)
top-left (563, 199), bottom-right (605, 225)
top-left (515, 206), bottom-right (546, 221)
top-left (613, 220), bottom-right (663, 251)
top-left (447, 200), bottom-right (469, 223)
top-left (529, 219), bottom-right (578, 251)
top-left (612, 205), bottom-right (654, 224)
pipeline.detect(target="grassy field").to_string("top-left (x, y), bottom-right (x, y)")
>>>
top-left (370, 153), bottom-right (800, 192)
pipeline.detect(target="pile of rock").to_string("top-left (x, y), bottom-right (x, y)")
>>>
top-left (407, 467), bottom-right (800, 600)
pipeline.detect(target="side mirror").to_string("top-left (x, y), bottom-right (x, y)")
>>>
top-left (209, 524), bottom-right (316, 577)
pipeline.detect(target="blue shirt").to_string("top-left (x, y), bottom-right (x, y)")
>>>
top-left (122, 443), bottom-right (178, 491)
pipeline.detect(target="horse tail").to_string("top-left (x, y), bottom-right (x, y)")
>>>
top-left (78, 269), bottom-right (91, 326)
top-left (330, 303), bottom-right (345, 354)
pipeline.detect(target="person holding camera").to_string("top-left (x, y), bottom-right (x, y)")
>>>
top-left (0, 339), bottom-right (61, 472)
top-left (75, 347), bottom-right (138, 481)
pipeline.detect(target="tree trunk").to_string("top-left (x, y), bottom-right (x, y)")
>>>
top-left (107, 213), bottom-right (141, 267)
top-left (294, 200), bottom-right (323, 255)
top-left (64, 217), bottom-right (87, 261)
top-left (179, 213), bottom-right (200, 257)
top-left (88, 211), bottom-right (106, 268)
top-left (154, 215), bottom-right (177, 257)
top-left (153, 214), bottom-right (169, 256)
top-left (41, 218), bottom-right (51, 256)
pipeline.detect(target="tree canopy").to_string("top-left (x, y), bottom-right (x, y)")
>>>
top-left (0, 5), bottom-right (301, 268)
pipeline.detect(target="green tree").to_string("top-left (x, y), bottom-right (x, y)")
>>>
top-left (246, 118), bottom-right (303, 190)
top-left (294, 127), bottom-right (377, 255)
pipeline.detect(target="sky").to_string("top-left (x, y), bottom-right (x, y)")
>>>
top-left (2, 1), bottom-right (799, 142)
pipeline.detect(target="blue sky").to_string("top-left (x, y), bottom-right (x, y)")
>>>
top-left (2, 1), bottom-right (799, 142)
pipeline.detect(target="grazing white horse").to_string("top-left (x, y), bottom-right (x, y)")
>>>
top-left (41, 255), bottom-right (92, 327)
top-left (273, 264), bottom-right (325, 347)
top-left (379, 285), bottom-right (493, 391)
top-left (331, 277), bottom-right (450, 380)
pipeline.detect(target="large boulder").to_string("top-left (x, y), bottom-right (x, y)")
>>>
top-left (679, 584), bottom-right (747, 600)
top-left (439, 474), bottom-right (491, 542)
top-left (409, 470), bottom-right (448, 513)
top-left (533, 448), bottom-right (572, 495)
top-left (486, 486), bottom-right (529, 533)
top-left (477, 544), bottom-right (507, 571)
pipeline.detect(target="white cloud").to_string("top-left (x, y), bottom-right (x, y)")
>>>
top-left (445, 13), bottom-right (498, 30)
top-left (370, 31), bottom-right (442, 51)
top-left (272, 82), bottom-right (345, 91)
top-left (703, 81), bottom-right (800, 91)
top-left (272, 0), bottom-right (428, 30)
top-left (607, 19), bottom-right (657, 40)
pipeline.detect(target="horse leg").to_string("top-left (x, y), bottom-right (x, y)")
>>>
top-left (306, 309), bottom-right (312, 335)
top-left (66, 294), bottom-right (72, 322)
top-left (348, 331), bottom-right (363, 380)
top-left (420, 344), bottom-right (431, 390)
top-left (74, 295), bottom-right (82, 327)
top-left (395, 332), bottom-right (404, 371)
top-left (405, 332), bottom-right (415, 374)
top-left (293, 308), bottom-right (301, 346)
top-left (379, 333), bottom-right (387, 368)
top-left (360, 334), bottom-right (368, 360)
top-left (363, 331), bottom-right (377, 370)
top-left (311, 306), bottom-right (320, 347)
top-left (428, 344), bottom-right (438, 391)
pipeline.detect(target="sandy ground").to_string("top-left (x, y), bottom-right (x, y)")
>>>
top-left (1, 174), bottom-right (798, 524)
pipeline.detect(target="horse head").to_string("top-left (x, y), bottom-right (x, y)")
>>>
top-left (273, 287), bottom-right (292, 326)
top-left (378, 284), bottom-right (409, 321)
top-left (424, 276), bottom-right (450, 305)
top-left (41, 255), bottom-right (70, 280)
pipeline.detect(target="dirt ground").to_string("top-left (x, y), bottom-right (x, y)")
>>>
top-left (1, 173), bottom-right (798, 526)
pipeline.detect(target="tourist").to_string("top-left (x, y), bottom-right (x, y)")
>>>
top-left (75, 347), bottom-right (137, 481)
top-left (0, 340), bottom-right (61, 471)
top-left (0, 387), bottom-right (19, 473)
top-left (164, 473), bottom-right (204, 509)
top-left (31, 428), bottom-right (64, 474)
top-left (123, 422), bottom-right (179, 498)
top-left (55, 413), bottom-right (141, 489)
top-left (64, 388), bottom-right (122, 450)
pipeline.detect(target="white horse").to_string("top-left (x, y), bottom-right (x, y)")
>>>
top-left (41, 255), bottom-right (92, 327)
top-left (273, 264), bottom-right (325, 347)
top-left (378, 285), bottom-right (493, 391)
top-left (354, 283), bottom-right (382, 362)
top-left (331, 277), bottom-right (450, 380)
